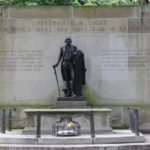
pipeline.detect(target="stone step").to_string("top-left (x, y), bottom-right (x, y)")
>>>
top-left (0, 130), bottom-right (145, 145)
top-left (0, 143), bottom-right (150, 150)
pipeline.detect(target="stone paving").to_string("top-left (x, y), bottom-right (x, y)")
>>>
top-left (0, 130), bottom-right (145, 144)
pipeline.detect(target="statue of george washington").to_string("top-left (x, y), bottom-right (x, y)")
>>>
top-left (53, 38), bottom-right (86, 97)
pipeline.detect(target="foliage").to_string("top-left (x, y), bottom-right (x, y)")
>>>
top-left (0, 0), bottom-right (140, 6)
top-left (82, 86), bottom-right (97, 107)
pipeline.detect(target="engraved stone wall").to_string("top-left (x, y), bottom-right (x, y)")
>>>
top-left (0, 6), bottom-right (150, 107)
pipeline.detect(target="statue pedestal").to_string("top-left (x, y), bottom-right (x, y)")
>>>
top-left (56, 97), bottom-right (87, 108)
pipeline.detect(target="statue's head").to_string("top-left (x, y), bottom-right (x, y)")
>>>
top-left (65, 38), bottom-right (72, 45)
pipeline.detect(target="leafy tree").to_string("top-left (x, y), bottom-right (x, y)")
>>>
top-left (0, 0), bottom-right (140, 6)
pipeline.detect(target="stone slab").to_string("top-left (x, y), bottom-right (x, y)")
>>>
top-left (56, 96), bottom-right (87, 108)
top-left (23, 108), bottom-right (112, 134)
top-left (1, 7), bottom-right (141, 19)
top-left (128, 18), bottom-right (141, 33)
top-left (128, 18), bottom-right (150, 33)
top-left (73, 7), bottom-right (141, 18)
top-left (56, 101), bottom-right (87, 108)
top-left (8, 7), bottom-right (72, 18)
top-left (24, 108), bottom-right (112, 113)
top-left (144, 6), bottom-right (150, 17)
top-left (57, 97), bottom-right (86, 101)
top-left (0, 132), bottom-right (148, 150)
top-left (0, 130), bottom-right (145, 145)
top-left (23, 128), bottom-right (113, 135)
top-left (0, 144), bottom-right (150, 150)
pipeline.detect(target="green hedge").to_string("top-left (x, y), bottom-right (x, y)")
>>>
top-left (0, 0), bottom-right (140, 6)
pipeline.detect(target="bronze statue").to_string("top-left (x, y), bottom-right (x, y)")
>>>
top-left (53, 38), bottom-right (86, 97)
top-left (73, 50), bottom-right (86, 96)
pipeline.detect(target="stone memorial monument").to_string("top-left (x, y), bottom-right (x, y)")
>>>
top-left (53, 38), bottom-right (87, 108)
top-left (1, 6), bottom-right (150, 132)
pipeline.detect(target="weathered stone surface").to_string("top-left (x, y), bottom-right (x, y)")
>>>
top-left (73, 7), bottom-right (141, 18)
top-left (56, 101), bottom-right (87, 108)
top-left (56, 97), bottom-right (87, 108)
top-left (142, 19), bottom-right (150, 33)
top-left (57, 97), bottom-right (86, 101)
top-left (109, 107), bottom-right (125, 127)
top-left (8, 7), bottom-right (71, 18)
top-left (0, 134), bottom-right (147, 149)
top-left (0, 130), bottom-right (145, 145)
top-left (23, 108), bottom-right (112, 134)
top-left (128, 18), bottom-right (141, 33)
top-left (129, 18), bottom-right (150, 33)
top-left (0, 6), bottom-right (150, 131)
top-left (0, 9), bottom-right (2, 18)
top-left (144, 6), bottom-right (150, 17)
top-left (0, 19), bottom-right (16, 34)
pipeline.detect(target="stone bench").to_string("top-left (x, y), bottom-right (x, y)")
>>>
top-left (23, 108), bottom-right (112, 138)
